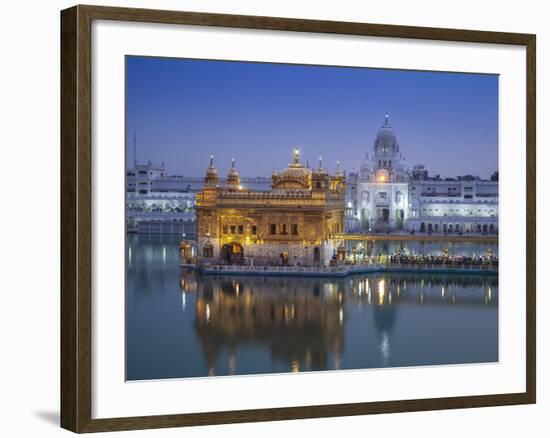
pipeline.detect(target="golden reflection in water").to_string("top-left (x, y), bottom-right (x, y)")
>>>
top-left (181, 271), bottom-right (497, 374)
top-left (205, 304), bottom-right (211, 324)
top-left (377, 279), bottom-right (386, 306)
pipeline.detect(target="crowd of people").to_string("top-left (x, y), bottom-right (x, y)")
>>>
top-left (388, 253), bottom-right (498, 266)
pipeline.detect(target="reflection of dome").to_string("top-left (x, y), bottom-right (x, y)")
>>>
top-left (375, 114), bottom-right (399, 152)
top-left (272, 148), bottom-right (312, 189)
top-left (194, 276), bottom-right (345, 374)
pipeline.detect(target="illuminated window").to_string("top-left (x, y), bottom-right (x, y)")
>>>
top-left (230, 225), bottom-right (236, 234)
top-left (251, 225), bottom-right (257, 235)
top-left (281, 224), bottom-right (288, 235)
top-left (291, 224), bottom-right (298, 235)
top-left (238, 225), bottom-right (244, 234)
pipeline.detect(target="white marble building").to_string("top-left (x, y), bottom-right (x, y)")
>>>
top-left (346, 115), bottom-right (498, 235)
top-left (346, 114), bottom-right (410, 232)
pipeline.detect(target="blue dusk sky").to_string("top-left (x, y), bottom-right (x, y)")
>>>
top-left (126, 56), bottom-right (498, 179)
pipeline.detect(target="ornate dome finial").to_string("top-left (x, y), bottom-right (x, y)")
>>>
top-left (384, 113), bottom-right (390, 126)
top-left (318, 156), bottom-right (323, 170)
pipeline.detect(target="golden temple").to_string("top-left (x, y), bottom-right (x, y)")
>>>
top-left (193, 148), bottom-right (346, 266)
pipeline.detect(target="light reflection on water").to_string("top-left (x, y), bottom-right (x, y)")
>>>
top-left (126, 234), bottom-right (498, 380)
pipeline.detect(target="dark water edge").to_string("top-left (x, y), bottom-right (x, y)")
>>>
top-left (126, 234), bottom-right (498, 380)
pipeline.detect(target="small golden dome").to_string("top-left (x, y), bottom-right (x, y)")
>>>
top-left (204, 155), bottom-right (220, 187)
top-left (228, 159), bottom-right (239, 178)
top-left (206, 155), bottom-right (218, 176)
top-left (227, 159), bottom-right (240, 189)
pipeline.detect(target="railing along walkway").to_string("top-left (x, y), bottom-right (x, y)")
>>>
top-left (187, 262), bottom-right (498, 277)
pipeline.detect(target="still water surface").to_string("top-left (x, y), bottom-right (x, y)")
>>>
top-left (126, 234), bottom-right (498, 380)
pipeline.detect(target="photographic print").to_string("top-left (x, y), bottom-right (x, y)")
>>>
top-left (125, 56), bottom-right (499, 381)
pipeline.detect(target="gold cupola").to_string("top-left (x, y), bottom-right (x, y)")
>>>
top-left (312, 156), bottom-right (329, 190)
top-left (227, 158), bottom-right (241, 190)
top-left (204, 155), bottom-right (220, 188)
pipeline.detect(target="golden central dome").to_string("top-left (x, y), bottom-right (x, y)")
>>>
top-left (272, 148), bottom-right (312, 189)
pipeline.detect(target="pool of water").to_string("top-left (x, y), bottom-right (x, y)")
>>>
top-left (126, 234), bottom-right (498, 380)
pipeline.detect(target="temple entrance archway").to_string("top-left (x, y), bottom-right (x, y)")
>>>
top-left (313, 247), bottom-right (321, 265)
top-left (221, 242), bottom-right (244, 264)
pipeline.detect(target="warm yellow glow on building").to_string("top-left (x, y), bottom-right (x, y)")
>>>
top-left (195, 151), bottom-right (345, 266)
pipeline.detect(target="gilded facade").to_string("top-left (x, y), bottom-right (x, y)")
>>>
top-left (195, 149), bottom-right (345, 266)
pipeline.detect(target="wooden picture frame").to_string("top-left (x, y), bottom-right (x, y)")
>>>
top-left (60, 4), bottom-right (536, 433)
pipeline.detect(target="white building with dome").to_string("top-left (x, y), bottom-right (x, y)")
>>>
top-left (345, 114), bottom-right (498, 235)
